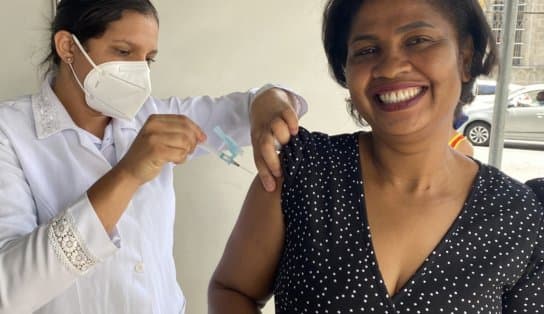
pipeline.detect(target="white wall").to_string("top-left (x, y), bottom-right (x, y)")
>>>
top-left (0, 2), bottom-right (51, 99)
top-left (0, 1), bottom-right (356, 313)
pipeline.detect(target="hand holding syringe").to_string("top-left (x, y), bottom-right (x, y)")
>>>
top-left (198, 126), bottom-right (255, 175)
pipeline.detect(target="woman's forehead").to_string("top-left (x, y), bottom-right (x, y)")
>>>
top-left (98, 11), bottom-right (159, 47)
top-left (105, 11), bottom-right (158, 34)
top-left (351, 0), bottom-right (455, 35)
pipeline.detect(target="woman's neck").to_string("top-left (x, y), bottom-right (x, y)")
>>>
top-left (360, 128), bottom-right (465, 194)
top-left (52, 68), bottom-right (111, 139)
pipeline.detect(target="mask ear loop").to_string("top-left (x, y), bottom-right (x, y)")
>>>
top-left (66, 35), bottom-right (99, 95)
top-left (67, 61), bottom-right (87, 94)
top-left (71, 34), bottom-right (99, 68)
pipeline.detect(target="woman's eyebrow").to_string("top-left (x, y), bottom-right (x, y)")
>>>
top-left (350, 34), bottom-right (378, 44)
top-left (350, 21), bottom-right (435, 44)
top-left (395, 21), bottom-right (435, 34)
top-left (112, 39), bottom-right (158, 54)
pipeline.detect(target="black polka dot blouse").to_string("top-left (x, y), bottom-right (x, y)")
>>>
top-left (527, 178), bottom-right (544, 204)
top-left (274, 128), bottom-right (544, 313)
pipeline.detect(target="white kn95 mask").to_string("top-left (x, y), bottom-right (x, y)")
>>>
top-left (68, 34), bottom-right (152, 121)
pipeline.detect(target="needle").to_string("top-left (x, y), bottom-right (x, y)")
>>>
top-left (198, 143), bottom-right (255, 175)
top-left (229, 159), bottom-right (256, 175)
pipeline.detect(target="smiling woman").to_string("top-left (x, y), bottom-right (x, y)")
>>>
top-left (208, 0), bottom-right (544, 313)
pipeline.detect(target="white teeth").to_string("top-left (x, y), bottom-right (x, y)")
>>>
top-left (378, 87), bottom-right (422, 104)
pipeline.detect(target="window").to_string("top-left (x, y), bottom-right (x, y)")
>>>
top-left (535, 91), bottom-right (544, 106)
top-left (477, 84), bottom-right (496, 95)
top-left (512, 89), bottom-right (544, 107)
top-left (488, 0), bottom-right (527, 66)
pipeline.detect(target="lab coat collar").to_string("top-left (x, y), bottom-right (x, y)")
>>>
top-left (32, 73), bottom-right (138, 139)
top-left (32, 73), bottom-right (78, 139)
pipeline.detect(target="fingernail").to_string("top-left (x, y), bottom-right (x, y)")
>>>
top-left (264, 178), bottom-right (275, 192)
top-left (274, 139), bottom-right (282, 151)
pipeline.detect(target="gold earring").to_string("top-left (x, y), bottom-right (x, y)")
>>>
top-left (65, 57), bottom-right (73, 64)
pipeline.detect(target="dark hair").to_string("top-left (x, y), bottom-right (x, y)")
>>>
top-left (42, 0), bottom-right (159, 74)
top-left (323, 0), bottom-right (498, 124)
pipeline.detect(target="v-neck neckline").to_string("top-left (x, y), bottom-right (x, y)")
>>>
top-left (350, 131), bottom-right (484, 304)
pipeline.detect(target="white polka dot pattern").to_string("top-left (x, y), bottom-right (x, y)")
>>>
top-left (274, 128), bottom-right (544, 313)
top-left (527, 178), bottom-right (544, 205)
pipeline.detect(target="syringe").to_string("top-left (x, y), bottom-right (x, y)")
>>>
top-left (198, 143), bottom-right (255, 175)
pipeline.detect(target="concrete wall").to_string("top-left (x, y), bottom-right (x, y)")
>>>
top-left (523, 0), bottom-right (544, 68)
top-left (0, 1), bottom-right (354, 313)
top-left (511, 66), bottom-right (544, 84)
top-left (512, 0), bottom-right (544, 84)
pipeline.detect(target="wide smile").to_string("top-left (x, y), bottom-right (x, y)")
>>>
top-left (373, 86), bottom-right (427, 112)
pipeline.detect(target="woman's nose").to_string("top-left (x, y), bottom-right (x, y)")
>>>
top-left (136, 56), bottom-right (148, 62)
top-left (372, 50), bottom-right (412, 79)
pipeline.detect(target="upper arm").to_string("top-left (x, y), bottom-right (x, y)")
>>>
top-left (526, 178), bottom-right (544, 203)
top-left (502, 254), bottom-right (544, 313)
top-left (0, 127), bottom-right (37, 249)
top-left (502, 218), bottom-right (544, 313)
top-left (210, 176), bottom-right (285, 304)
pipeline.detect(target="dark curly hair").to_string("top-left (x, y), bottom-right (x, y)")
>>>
top-left (322, 0), bottom-right (498, 125)
top-left (42, 0), bottom-right (159, 74)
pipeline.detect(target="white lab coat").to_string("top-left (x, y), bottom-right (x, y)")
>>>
top-left (0, 75), bottom-right (306, 314)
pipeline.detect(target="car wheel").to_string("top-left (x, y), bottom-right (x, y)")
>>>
top-left (465, 121), bottom-right (491, 146)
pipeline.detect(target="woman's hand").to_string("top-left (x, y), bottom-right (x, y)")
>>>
top-left (89, 114), bottom-right (205, 234)
top-left (250, 88), bottom-right (301, 192)
top-left (116, 114), bottom-right (206, 186)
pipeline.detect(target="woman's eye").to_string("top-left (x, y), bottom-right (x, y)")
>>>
top-left (354, 47), bottom-right (378, 57)
top-left (146, 58), bottom-right (156, 65)
top-left (117, 49), bottom-right (130, 56)
top-left (407, 37), bottom-right (432, 46)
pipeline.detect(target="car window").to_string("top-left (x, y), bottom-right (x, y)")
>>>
top-left (476, 84), bottom-right (496, 95)
top-left (536, 91), bottom-right (544, 106)
top-left (514, 90), bottom-right (544, 107)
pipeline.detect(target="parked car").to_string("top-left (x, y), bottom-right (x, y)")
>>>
top-left (472, 79), bottom-right (523, 105)
top-left (459, 84), bottom-right (544, 146)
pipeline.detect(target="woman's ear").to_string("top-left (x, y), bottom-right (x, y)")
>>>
top-left (54, 30), bottom-right (76, 64)
top-left (459, 37), bottom-right (474, 83)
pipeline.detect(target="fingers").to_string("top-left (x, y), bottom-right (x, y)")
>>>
top-left (143, 117), bottom-right (204, 158)
top-left (252, 107), bottom-right (302, 192)
top-left (261, 109), bottom-right (297, 172)
top-left (148, 132), bottom-right (198, 156)
top-left (119, 114), bottom-right (208, 184)
top-left (156, 145), bottom-right (191, 165)
top-left (146, 114), bottom-right (207, 143)
top-left (280, 107), bottom-right (300, 136)
top-left (270, 116), bottom-right (292, 146)
top-left (254, 128), bottom-right (285, 192)
top-left (254, 148), bottom-right (278, 192)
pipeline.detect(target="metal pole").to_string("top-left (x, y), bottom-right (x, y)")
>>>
top-left (488, 0), bottom-right (519, 168)
top-left (52, 0), bottom-right (57, 17)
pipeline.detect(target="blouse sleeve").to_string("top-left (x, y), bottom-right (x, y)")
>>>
top-left (0, 128), bottom-right (118, 313)
top-left (280, 127), bottom-right (315, 188)
top-left (502, 212), bottom-right (544, 313)
top-left (526, 178), bottom-right (544, 204)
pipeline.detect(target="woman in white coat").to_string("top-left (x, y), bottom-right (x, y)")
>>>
top-left (0, 0), bottom-right (307, 313)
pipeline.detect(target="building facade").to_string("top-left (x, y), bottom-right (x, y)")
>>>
top-left (485, 0), bottom-right (544, 84)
